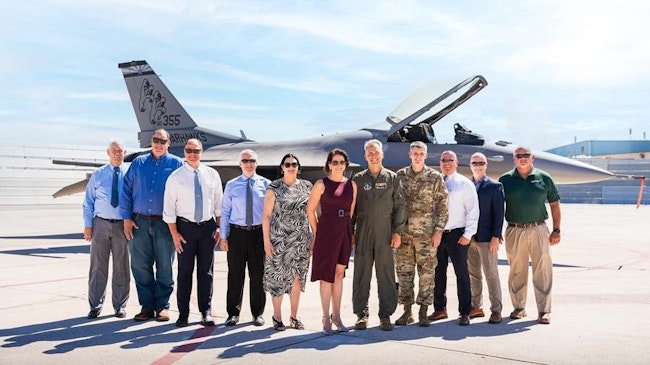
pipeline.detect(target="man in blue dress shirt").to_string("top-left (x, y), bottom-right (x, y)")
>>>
top-left (120, 129), bottom-right (183, 322)
top-left (220, 149), bottom-right (270, 327)
top-left (83, 139), bottom-right (130, 319)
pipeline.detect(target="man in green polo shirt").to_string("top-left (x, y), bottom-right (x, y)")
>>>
top-left (499, 146), bottom-right (561, 325)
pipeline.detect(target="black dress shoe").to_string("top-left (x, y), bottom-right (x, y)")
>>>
top-left (87, 309), bottom-right (101, 319)
top-left (176, 317), bottom-right (189, 327)
top-left (224, 315), bottom-right (239, 326)
top-left (201, 313), bottom-right (215, 326)
top-left (115, 308), bottom-right (126, 318)
top-left (253, 315), bottom-right (265, 326)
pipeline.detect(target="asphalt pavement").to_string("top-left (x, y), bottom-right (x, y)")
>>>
top-left (1, 204), bottom-right (649, 365)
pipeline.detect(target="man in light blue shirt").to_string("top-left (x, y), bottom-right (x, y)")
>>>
top-left (82, 139), bottom-right (130, 319)
top-left (220, 149), bottom-right (270, 327)
top-left (120, 129), bottom-right (183, 322)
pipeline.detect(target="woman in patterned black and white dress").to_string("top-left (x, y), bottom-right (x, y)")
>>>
top-left (262, 154), bottom-right (313, 331)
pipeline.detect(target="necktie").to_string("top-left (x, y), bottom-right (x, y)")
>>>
top-left (111, 167), bottom-right (119, 208)
top-left (194, 170), bottom-right (203, 222)
top-left (245, 178), bottom-right (253, 227)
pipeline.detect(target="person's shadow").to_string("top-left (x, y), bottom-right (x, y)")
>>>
top-left (211, 317), bottom-right (538, 359)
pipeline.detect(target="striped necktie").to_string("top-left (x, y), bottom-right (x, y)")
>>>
top-left (194, 170), bottom-right (203, 222)
top-left (245, 178), bottom-right (253, 227)
top-left (111, 167), bottom-right (119, 208)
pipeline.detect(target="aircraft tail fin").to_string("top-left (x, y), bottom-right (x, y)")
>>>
top-left (118, 60), bottom-right (245, 149)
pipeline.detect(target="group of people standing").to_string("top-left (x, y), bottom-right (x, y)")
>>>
top-left (82, 128), bottom-right (561, 333)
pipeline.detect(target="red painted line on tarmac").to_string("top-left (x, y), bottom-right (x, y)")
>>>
top-left (0, 276), bottom-right (86, 288)
top-left (151, 326), bottom-right (217, 365)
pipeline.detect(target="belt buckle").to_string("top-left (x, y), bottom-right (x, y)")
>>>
top-left (338, 209), bottom-right (344, 217)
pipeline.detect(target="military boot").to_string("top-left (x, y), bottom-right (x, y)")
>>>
top-left (395, 304), bottom-right (414, 325)
top-left (418, 305), bottom-right (431, 327)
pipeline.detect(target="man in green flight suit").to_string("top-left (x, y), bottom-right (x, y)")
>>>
top-left (352, 139), bottom-right (406, 331)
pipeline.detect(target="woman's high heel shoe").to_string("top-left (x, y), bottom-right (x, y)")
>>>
top-left (331, 313), bottom-right (349, 332)
top-left (322, 315), bottom-right (334, 335)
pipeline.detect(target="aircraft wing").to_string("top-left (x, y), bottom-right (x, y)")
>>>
top-left (52, 177), bottom-right (90, 198)
top-left (52, 159), bottom-right (104, 168)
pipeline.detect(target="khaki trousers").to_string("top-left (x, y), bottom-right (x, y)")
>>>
top-left (505, 224), bottom-right (553, 313)
top-left (468, 238), bottom-right (503, 313)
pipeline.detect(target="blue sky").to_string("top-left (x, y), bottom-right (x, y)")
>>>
top-left (1, 0), bottom-right (649, 151)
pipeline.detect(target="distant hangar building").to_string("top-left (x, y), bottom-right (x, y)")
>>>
top-left (546, 140), bottom-right (649, 205)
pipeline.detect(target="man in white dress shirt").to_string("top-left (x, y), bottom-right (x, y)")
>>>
top-left (429, 150), bottom-right (479, 326)
top-left (163, 139), bottom-right (223, 327)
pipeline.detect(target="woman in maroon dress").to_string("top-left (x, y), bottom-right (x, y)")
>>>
top-left (307, 148), bottom-right (357, 334)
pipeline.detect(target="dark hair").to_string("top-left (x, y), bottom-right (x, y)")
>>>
top-left (323, 148), bottom-right (350, 174)
top-left (277, 153), bottom-right (301, 177)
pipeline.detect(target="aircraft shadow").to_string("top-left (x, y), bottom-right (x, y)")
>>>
top-left (0, 245), bottom-right (89, 258)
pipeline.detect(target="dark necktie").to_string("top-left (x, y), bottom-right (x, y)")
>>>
top-left (111, 167), bottom-right (119, 208)
top-left (194, 170), bottom-right (203, 222)
top-left (245, 178), bottom-right (253, 227)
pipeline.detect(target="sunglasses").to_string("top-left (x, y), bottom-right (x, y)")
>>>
top-left (283, 162), bottom-right (299, 168)
top-left (440, 158), bottom-right (456, 163)
top-left (152, 137), bottom-right (168, 145)
top-left (184, 148), bottom-right (202, 154)
top-left (471, 161), bottom-right (486, 166)
top-left (515, 153), bottom-right (531, 159)
top-left (241, 159), bottom-right (257, 164)
top-left (330, 160), bottom-right (347, 166)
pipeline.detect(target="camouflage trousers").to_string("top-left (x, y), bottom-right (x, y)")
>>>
top-left (395, 232), bottom-right (438, 305)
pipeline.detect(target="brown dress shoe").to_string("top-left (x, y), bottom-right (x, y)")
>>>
top-left (469, 307), bottom-right (485, 318)
top-left (509, 308), bottom-right (527, 319)
top-left (427, 310), bottom-right (448, 321)
top-left (458, 314), bottom-right (470, 326)
top-left (488, 311), bottom-right (502, 324)
top-left (156, 309), bottom-right (170, 322)
top-left (134, 309), bottom-right (154, 321)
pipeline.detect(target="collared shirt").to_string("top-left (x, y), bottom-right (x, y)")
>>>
top-left (499, 167), bottom-right (560, 223)
top-left (220, 173), bottom-right (270, 239)
top-left (120, 152), bottom-right (183, 219)
top-left (163, 163), bottom-right (223, 224)
top-left (443, 171), bottom-right (479, 239)
top-left (83, 163), bottom-right (128, 227)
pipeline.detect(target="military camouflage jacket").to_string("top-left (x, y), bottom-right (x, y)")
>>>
top-left (396, 165), bottom-right (449, 235)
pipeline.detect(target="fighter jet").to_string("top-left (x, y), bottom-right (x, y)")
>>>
top-left (53, 60), bottom-right (615, 197)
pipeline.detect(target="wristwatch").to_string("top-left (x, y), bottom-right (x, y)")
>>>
top-left (552, 228), bottom-right (561, 234)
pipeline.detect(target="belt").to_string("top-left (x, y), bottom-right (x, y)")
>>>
top-left (326, 209), bottom-right (350, 218)
top-left (178, 217), bottom-right (213, 226)
top-left (133, 213), bottom-right (163, 221)
top-left (508, 220), bottom-right (546, 228)
top-left (442, 227), bottom-right (464, 234)
top-left (96, 216), bottom-right (123, 223)
top-left (230, 223), bottom-right (262, 231)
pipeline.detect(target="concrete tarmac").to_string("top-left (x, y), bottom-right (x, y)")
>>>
top-left (1, 204), bottom-right (649, 365)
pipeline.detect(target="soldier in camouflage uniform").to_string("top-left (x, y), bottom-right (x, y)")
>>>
top-left (395, 141), bottom-right (449, 326)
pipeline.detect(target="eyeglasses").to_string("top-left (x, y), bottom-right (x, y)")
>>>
top-left (440, 158), bottom-right (456, 163)
top-left (241, 159), bottom-right (257, 164)
top-left (470, 161), bottom-right (486, 166)
top-left (184, 148), bottom-right (202, 154)
top-left (283, 162), bottom-right (298, 168)
top-left (330, 160), bottom-right (346, 166)
top-left (514, 153), bottom-right (531, 159)
top-left (152, 137), bottom-right (168, 145)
